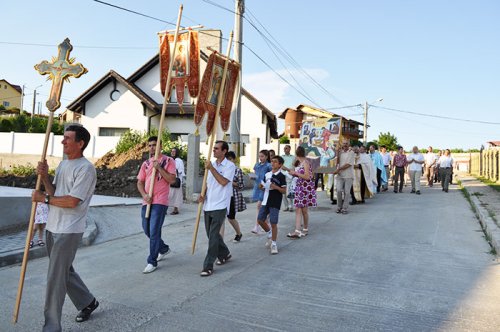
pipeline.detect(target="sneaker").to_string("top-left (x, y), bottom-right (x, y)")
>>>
top-left (271, 243), bottom-right (278, 255)
top-left (416, 191), bottom-right (421, 195)
top-left (411, 189), bottom-right (416, 193)
top-left (265, 238), bottom-right (272, 248)
top-left (233, 234), bottom-right (242, 243)
top-left (75, 298), bottom-right (99, 322)
top-left (157, 248), bottom-right (171, 262)
top-left (143, 264), bottom-right (157, 274)
top-left (216, 254), bottom-right (232, 265)
top-left (200, 269), bottom-right (213, 277)
top-left (251, 226), bottom-right (259, 234)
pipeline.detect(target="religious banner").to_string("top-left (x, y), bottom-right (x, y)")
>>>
top-left (159, 30), bottom-right (199, 104)
top-left (299, 117), bottom-right (342, 173)
top-left (194, 51), bottom-right (240, 135)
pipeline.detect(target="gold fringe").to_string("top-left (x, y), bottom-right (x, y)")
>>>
top-left (195, 127), bottom-right (200, 136)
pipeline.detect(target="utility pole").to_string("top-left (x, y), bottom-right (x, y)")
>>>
top-left (363, 101), bottom-right (368, 143)
top-left (31, 89), bottom-right (38, 120)
top-left (20, 85), bottom-right (25, 112)
top-left (229, 0), bottom-right (244, 155)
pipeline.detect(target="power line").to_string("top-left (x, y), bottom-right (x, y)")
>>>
top-left (0, 41), bottom-right (156, 50)
top-left (371, 105), bottom-right (500, 125)
top-left (92, 0), bottom-right (177, 26)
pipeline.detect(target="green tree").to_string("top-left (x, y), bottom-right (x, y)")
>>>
top-left (374, 132), bottom-right (399, 151)
top-left (279, 135), bottom-right (290, 144)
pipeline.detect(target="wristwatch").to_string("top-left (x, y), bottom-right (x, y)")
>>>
top-left (44, 193), bottom-right (50, 204)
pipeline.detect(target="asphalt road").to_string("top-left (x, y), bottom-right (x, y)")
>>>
top-left (2, 183), bottom-right (500, 332)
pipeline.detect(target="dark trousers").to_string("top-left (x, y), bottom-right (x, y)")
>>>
top-left (314, 173), bottom-right (324, 190)
top-left (43, 232), bottom-right (94, 332)
top-left (440, 167), bottom-right (452, 191)
top-left (203, 208), bottom-right (230, 270)
top-left (350, 169), bottom-right (366, 202)
top-left (376, 168), bottom-right (382, 192)
top-left (394, 167), bottom-right (405, 192)
top-left (330, 178), bottom-right (336, 203)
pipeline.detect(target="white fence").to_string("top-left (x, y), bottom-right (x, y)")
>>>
top-left (0, 132), bottom-right (120, 158)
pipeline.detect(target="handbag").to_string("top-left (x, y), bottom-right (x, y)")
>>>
top-left (171, 169), bottom-right (181, 188)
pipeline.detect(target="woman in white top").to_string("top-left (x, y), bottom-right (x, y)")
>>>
top-left (168, 147), bottom-right (185, 214)
top-left (438, 149), bottom-right (454, 192)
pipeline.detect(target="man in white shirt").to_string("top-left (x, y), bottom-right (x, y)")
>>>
top-left (380, 145), bottom-right (391, 191)
top-left (438, 149), bottom-right (454, 192)
top-left (407, 146), bottom-right (425, 194)
top-left (333, 141), bottom-right (355, 213)
top-left (198, 140), bottom-right (236, 277)
top-left (424, 146), bottom-right (437, 187)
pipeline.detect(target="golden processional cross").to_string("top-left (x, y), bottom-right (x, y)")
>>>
top-left (34, 38), bottom-right (88, 111)
top-left (13, 38), bottom-right (87, 324)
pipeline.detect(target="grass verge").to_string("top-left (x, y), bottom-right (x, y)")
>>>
top-left (459, 180), bottom-right (497, 255)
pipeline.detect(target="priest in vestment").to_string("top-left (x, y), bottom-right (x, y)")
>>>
top-left (351, 145), bottom-right (377, 203)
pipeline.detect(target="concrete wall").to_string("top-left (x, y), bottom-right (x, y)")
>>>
top-left (0, 132), bottom-right (119, 159)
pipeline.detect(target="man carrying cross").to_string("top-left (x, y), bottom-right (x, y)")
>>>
top-left (32, 125), bottom-right (99, 331)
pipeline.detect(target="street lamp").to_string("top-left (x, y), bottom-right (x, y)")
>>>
top-left (363, 98), bottom-right (383, 143)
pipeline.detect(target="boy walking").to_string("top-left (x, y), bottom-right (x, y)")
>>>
top-left (257, 156), bottom-right (287, 254)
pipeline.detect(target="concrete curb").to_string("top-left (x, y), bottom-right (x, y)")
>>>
top-left (462, 185), bottom-right (500, 255)
top-left (0, 213), bottom-right (99, 268)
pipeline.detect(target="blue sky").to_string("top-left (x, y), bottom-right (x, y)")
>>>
top-left (2, 0), bottom-right (499, 149)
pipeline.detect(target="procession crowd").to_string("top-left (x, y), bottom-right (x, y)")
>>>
top-left (28, 124), bottom-right (456, 331)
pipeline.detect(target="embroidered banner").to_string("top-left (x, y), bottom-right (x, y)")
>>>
top-left (194, 52), bottom-right (240, 136)
top-left (159, 31), bottom-right (199, 104)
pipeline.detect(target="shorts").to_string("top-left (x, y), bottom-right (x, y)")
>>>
top-left (257, 205), bottom-right (280, 225)
top-left (227, 197), bottom-right (236, 220)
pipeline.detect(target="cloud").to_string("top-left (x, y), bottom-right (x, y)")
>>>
top-left (242, 68), bottom-right (330, 114)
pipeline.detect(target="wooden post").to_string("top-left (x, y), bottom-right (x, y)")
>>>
top-left (13, 113), bottom-right (53, 323)
top-left (191, 32), bottom-right (234, 254)
top-left (145, 5), bottom-right (183, 218)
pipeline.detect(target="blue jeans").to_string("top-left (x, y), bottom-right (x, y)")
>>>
top-left (141, 204), bottom-right (169, 266)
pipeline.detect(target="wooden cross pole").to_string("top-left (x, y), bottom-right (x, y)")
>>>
top-left (191, 32), bottom-right (234, 255)
top-left (13, 38), bottom-right (88, 324)
top-left (145, 4), bottom-right (183, 218)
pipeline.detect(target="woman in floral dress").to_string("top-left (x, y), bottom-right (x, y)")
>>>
top-left (287, 146), bottom-right (317, 238)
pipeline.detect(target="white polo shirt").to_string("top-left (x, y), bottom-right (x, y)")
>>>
top-left (438, 156), bottom-right (454, 168)
top-left (425, 152), bottom-right (437, 167)
top-left (203, 158), bottom-right (236, 213)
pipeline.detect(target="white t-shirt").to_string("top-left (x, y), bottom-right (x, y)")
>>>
top-left (47, 157), bottom-right (97, 234)
top-left (425, 152), bottom-right (437, 167)
top-left (438, 156), bottom-right (454, 168)
top-left (204, 158), bottom-right (235, 213)
top-left (380, 152), bottom-right (391, 166)
top-left (407, 153), bottom-right (425, 172)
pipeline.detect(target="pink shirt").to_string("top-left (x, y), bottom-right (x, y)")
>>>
top-left (137, 155), bottom-right (176, 206)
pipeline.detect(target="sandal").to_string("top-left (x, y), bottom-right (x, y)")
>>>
top-left (287, 230), bottom-right (304, 239)
top-left (170, 211), bottom-right (179, 215)
top-left (29, 241), bottom-right (34, 248)
top-left (302, 228), bottom-right (309, 236)
top-left (341, 209), bottom-right (348, 215)
top-left (336, 208), bottom-right (342, 214)
top-left (200, 269), bottom-right (213, 277)
top-left (216, 254), bottom-right (232, 265)
top-left (37, 239), bottom-right (45, 247)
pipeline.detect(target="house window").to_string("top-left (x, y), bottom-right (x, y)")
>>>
top-left (170, 133), bottom-right (188, 141)
top-left (99, 127), bottom-right (129, 136)
top-left (3, 101), bottom-right (10, 107)
top-left (4, 85), bottom-right (7, 89)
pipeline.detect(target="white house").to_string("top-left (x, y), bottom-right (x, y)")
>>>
top-left (65, 30), bottom-right (278, 167)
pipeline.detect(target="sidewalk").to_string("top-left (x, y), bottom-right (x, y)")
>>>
top-left (0, 187), bottom-right (142, 267)
top-left (457, 173), bottom-right (500, 254)
top-left (2, 181), bottom-right (500, 331)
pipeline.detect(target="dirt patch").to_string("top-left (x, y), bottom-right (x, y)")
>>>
top-left (0, 143), bottom-right (149, 198)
